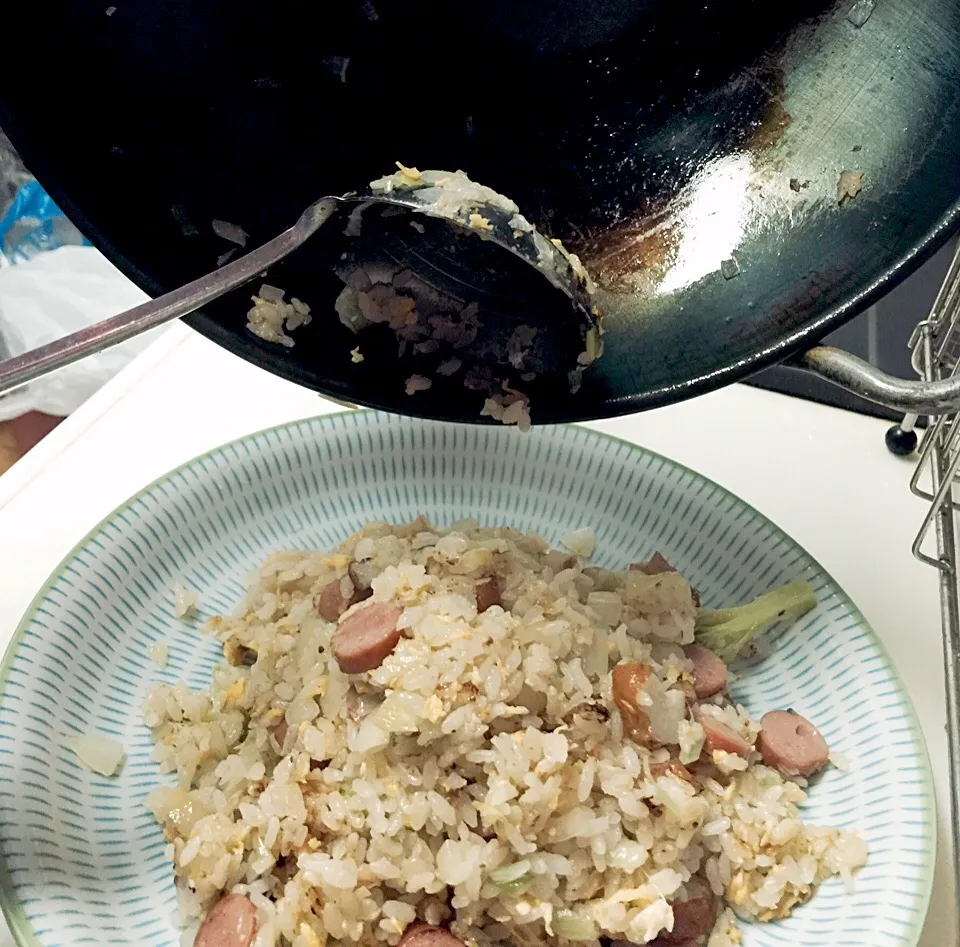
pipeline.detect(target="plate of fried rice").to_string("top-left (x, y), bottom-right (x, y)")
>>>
top-left (0, 412), bottom-right (934, 947)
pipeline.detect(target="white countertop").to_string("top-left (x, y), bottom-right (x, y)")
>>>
top-left (0, 322), bottom-right (953, 946)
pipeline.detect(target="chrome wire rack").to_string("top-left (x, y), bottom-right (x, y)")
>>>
top-left (890, 238), bottom-right (960, 922)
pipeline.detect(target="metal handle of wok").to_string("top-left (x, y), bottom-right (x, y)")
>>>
top-left (793, 241), bottom-right (960, 414)
top-left (791, 345), bottom-right (960, 415)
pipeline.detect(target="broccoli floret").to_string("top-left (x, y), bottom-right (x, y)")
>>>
top-left (694, 581), bottom-right (817, 662)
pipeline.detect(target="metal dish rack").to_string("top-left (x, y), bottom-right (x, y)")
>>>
top-left (891, 240), bottom-right (960, 924)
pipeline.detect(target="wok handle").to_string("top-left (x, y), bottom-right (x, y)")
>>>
top-left (791, 345), bottom-right (960, 415)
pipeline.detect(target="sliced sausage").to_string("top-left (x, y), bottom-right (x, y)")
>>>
top-left (650, 758), bottom-right (694, 786)
top-left (316, 579), bottom-right (349, 622)
top-left (696, 713), bottom-right (752, 758)
top-left (475, 575), bottom-right (502, 613)
top-left (662, 880), bottom-right (717, 944)
top-left (194, 893), bottom-right (257, 947)
top-left (398, 923), bottom-right (466, 947)
top-left (630, 552), bottom-right (676, 575)
top-left (332, 602), bottom-right (404, 674)
top-left (612, 879), bottom-right (714, 946)
top-left (612, 662), bottom-right (657, 747)
top-left (757, 710), bottom-right (829, 777)
top-left (682, 644), bottom-right (727, 700)
top-left (316, 572), bottom-right (374, 623)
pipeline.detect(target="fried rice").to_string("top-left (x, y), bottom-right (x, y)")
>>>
top-left (145, 518), bottom-right (865, 947)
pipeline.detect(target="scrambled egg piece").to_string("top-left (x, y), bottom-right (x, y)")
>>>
top-left (221, 679), bottom-right (245, 709)
top-left (298, 923), bottom-right (324, 947)
top-left (468, 213), bottom-right (494, 232)
top-left (322, 554), bottom-right (352, 572)
top-left (395, 162), bottom-right (422, 185)
top-left (424, 694), bottom-right (445, 723)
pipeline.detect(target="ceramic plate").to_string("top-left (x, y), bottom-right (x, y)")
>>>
top-left (0, 413), bottom-right (934, 946)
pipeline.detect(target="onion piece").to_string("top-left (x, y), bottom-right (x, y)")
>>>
top-left (212, 218), bottom-right (248, 246)
top-left (68, 732), bottom-right (126, 776)
top-left (562, 527), bottom-right (596, 559)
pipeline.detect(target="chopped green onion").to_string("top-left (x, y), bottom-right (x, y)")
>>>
top-left (553, 909), bottom-right (597, 941)
top-left (489, 861), bottom-right (533, 894)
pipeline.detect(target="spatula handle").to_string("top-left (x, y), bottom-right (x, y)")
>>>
top-left (0, 219), bottom-right (312, 398)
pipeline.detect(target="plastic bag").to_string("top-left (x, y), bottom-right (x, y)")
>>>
top-left (0, 245), bottom-right (166, 421)
top-left (0, 130), bottom-right (31, 220)
top-left (0, 129), bottom-right (164, 422)
top-left (0, 180), bottom-right (89, 264)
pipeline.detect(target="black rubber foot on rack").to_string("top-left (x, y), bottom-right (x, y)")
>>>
top-left (885, 424), bottom-right (918, 456)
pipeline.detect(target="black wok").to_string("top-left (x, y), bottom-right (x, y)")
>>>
top-left (1, 0), bottom-right (959, 421)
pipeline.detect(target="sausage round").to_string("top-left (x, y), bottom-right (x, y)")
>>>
top-left (757, 710), bottom-right (830, 777)
top-left (696, 713), bottom-right (752, 758)
top-left (398, 923), bottom-right (466, 947)
top-left (612, 662), bottom-right (656, 747)
top-left (331, 602), bottom-right (404, 674)
top-left (610, 880), bottom-right (714, 947)
top-left (682, 644), bottom-right (727, 700)
top-left (475, 575), bottom-right (502, 613)
top-left (630, 552), bottom-right (676, 575)
top-left (316, 579), bottom-right (349, 622)
top-left (194, 893), bottom-right (258, 947)
top-left (663, 880), bottom-right (717, 943)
